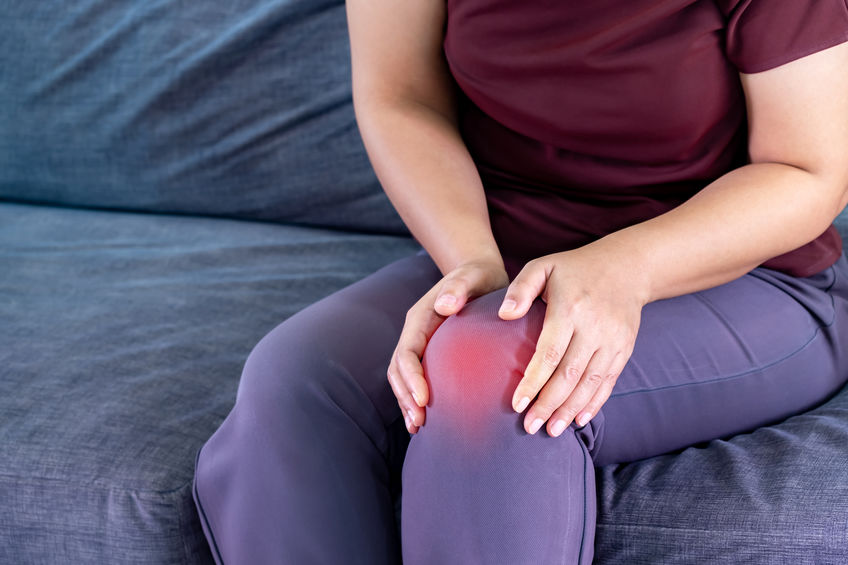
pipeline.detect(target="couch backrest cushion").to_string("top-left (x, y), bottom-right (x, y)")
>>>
top-left (0, 0), bottom-right (408, 234)
top-left (836, 206), bottom-right (848, 248)
top-left (2, 2), bottom-right (847, 249)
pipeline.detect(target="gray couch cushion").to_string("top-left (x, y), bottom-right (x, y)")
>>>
top-left (0, 0), bottom-right (406, 234)
top-left (0, 201), bottom-right (420, 564)
top-left (594, 386), bottom-right (848, 563)
top-left (836, 205), bottom-right (848, 242)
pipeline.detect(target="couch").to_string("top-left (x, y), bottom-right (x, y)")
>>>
top-left (1, 1), bottom-right (847, 563)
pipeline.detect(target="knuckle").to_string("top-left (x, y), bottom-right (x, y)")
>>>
top-left (573, 296), bottom-right (596, 319)
top-left (541, 345), bottom-right (565, 369)
top-left (411, 328), bottom-right (429, 351)
top-left (550, 367), bottom-right (578, 389)
top-left (564, 364), bottom-right (582, 381)
top-left (512, 277), bottom-right (535, 293)
top-left (398, 354), bottom-right (420, 377)
top-left (445, 274), bottom-right (469, 290)
top-left (585, 371), bottom-right (604, 386)
top-left (404, 306), bottom-right (417, 323)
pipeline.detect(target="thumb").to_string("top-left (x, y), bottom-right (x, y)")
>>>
top-left (434, 262), bottom-right (505, 316)
top-left (433, 275), bottom-right (474, 317)
top-left (498, 261), bottom-right (548, 320)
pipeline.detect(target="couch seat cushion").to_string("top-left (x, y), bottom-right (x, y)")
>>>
top-left (0, 201), bottom-right (420, 564)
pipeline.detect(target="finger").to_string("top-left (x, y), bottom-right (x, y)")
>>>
top-left (395, 340), bottom-right (429, 425)
top-left (389, 377), bottom-right (417, 433)
top-left (518, 334), bottom-right (588, 434)
top-left (548, 347), bottom-right (613, 436)
top-left (387, 355), bottom-right (419, 433)
top-left (571, 352), bottom-right (629, 430)
top-left (498, 260), bottom-right (549, 320)
top-left (435, 263), bottom-right (505, 317)
top-left (396, 336), bottom-right (429, 426)
top-left (394, 300), bottom-right (452, 429)
top-left (512, 298), bottom-right (574, 414)
top-left (523, 329), bottom-right (595, 434)
top-left (433, 275), bottom-right (473, 317)
top-left (397, 304), bottom-right (445, 407)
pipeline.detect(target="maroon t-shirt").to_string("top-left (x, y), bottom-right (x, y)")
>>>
top-left (443, 0), bottom-right (848, 278)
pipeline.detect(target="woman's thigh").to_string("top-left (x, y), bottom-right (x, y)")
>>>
top-left (234, 248), bottom-right (442, 431)
top-left (193, 249), bottom-right (442, 565)
top-left (592, 253), bottom-right (848, 466)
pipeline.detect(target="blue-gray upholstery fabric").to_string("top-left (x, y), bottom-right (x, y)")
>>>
top-left (594, 392), bottom-right (848, 563)
top-left (0, 0), bottom-right (406, 235)
top-left (0, 201), bottom-right (421, 564)
top-left (836, 206), bottom-right (848, 240)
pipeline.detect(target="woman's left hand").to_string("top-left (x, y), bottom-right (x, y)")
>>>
top-left (498, 245), bottom-right (649, 437)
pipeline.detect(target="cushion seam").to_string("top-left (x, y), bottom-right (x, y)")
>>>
top-left (0, 470), bottom-right (194, 495)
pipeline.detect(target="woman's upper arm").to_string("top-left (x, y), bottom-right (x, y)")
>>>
top-left (345, 0), bottom-right (457, 122)
top-left (740, 40), bottom-right (848, 209)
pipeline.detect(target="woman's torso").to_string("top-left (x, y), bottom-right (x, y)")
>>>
top-left (443, 0), bottom-right (845, 277)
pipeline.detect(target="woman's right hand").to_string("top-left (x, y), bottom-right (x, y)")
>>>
top-left (388, 257), bottom-right (510, 434)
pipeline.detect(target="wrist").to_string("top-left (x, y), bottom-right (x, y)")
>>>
top-left (583, 231), bottom-right (653, 307)
top-left (444, 245), bottom-right (505, 276)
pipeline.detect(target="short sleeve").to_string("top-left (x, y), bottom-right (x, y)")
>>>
top-left (716, 0), bottom-right (848, 73)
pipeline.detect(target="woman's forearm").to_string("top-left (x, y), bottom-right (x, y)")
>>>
top-left (592, 162), bottom-right (848, 305)
top-left (354, 98), bottom-right (503, 276)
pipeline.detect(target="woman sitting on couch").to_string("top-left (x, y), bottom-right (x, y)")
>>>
top-left (193, 1), bottom-right (848, 563)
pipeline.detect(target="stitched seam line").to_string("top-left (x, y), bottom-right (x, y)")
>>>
top-left (740, 30), bottom-right (848, 73)
top-left (192, 447), bottom-right (226, 565)
top-left (610, 264), bottom-right (840, 399)
top-left (610, 323), bottom-right (821, 399)
top-left (577, 441), bottom-right (589, 565)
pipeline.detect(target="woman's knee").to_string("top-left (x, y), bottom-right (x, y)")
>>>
top-left (418, 288), bottom-right (545, 452)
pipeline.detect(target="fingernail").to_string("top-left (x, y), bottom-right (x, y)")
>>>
top-left (412, 390), bottom-right (422, 407)
top-left (576, 412), bottom-right (592, 427)
top-left (528, 417), bottom-right (544, 434)
top-left (499, 299), bottom-right (516, 314)
top-left (551, 419), bottom-right (567, 437)
top-left (407, 408), bottom-right (416, 426)
top-left (515, 396), bottom-right (530, 413)
top-left (435, 294), bottom-right (456, 308)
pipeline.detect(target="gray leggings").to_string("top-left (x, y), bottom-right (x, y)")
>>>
top-left (193, 249), bottom-right (848, 564)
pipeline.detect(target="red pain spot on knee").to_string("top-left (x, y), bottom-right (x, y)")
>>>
top-left (420, 316), bottom-right (541, 445)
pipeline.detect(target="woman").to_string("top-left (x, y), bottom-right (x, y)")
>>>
top-left (193, 1), bottom-right (848, 563)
